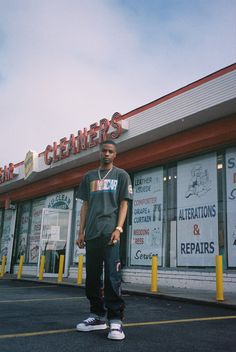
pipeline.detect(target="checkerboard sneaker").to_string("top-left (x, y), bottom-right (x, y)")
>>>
top-left (76, 317), bottom-right (107, 332)
top-left (107, 323), bottom-right (125, 340)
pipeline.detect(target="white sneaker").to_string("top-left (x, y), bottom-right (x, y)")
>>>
top-left (107, 323), bottom-right (125, 340)
top-left (76, 317), bottom-right (107, 332)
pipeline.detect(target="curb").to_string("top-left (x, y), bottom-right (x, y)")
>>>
top-left (3, 275), bottom-right (236, 310)
top-left (122, 287), bottom-right (236, 310)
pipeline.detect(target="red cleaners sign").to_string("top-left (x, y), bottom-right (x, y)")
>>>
top-left (44, 112), bottom-right (123, 166)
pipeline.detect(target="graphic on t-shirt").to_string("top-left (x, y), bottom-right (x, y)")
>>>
top-left (90, 179), bottom-right (118, 193)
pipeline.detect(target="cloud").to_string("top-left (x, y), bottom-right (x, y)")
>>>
top-left (0, 0), bottom-right (235, 166)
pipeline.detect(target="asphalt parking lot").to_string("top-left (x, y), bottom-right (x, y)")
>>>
top-left (0, 278), bottom-right (236, 352)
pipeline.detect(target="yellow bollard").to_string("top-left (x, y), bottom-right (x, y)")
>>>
top-left (58, 255), bottom-right (65, 283)
top-left (0, 256), bottom-right (6, 277)
top-left (17, 255), bottom-right (24, 279)
top-left (151, 255), bottom-right (158, 292)
top-left (39, 255), bottom-right (45, 281)
top-left (77, 255), bottom-right (83, 285)
top-left (216, 255), bottom-right (224, 301)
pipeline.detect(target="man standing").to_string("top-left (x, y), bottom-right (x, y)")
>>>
top-left (76, 140), bottom-right (133, 340)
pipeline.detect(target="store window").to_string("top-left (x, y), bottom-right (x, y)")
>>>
top-left (0, 209), bottom-right (16, 272)
top-left (129, 149), bottom-right (236, 269)
top-left (13, 190), bottom-right (74, 268)
top-left (226, 147), bottom-right (236, 267)
top-left (16, 201), bottom-right (31, 263)
top-left (130, 167), bottom-right (164, 266)
top-left (0, 210), bottom-right (12, 258)
top-left (28, 198), bottom-right (45, 263)
top-left (176, 153), bottom-right (219, 267)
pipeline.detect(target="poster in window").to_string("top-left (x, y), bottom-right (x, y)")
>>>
top-left (177, 153), bottom-right (218, 266)
top-left (28, 198), bottom-right (45, 263)
top-left (0, 210), bottom-right (13, 258)
top-left (131, 167), bottom-right (163, 266)
top-left (226, 147), bottom-right (236, 267)
top-left (16, 202), bottom-right (31, 261)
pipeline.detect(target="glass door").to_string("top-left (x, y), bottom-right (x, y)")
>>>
top-left (38, 208), bottom-right (72, 277)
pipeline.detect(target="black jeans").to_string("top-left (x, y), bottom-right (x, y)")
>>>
top-left (85, 235), bottom-right (125, 321)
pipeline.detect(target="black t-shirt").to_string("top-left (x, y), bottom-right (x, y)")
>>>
top-left (77, 166), bottom-right (133, 240)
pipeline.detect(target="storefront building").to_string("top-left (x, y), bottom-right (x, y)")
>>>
top-left (1, 64), bottom-right (236, 291)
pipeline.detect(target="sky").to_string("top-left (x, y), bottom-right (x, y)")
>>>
top-left (0, 0), bottom-right (235, 166)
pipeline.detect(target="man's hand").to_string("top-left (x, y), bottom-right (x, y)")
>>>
top-left (76, 201), bottom-right (88, 249)
top-left (108, 200), bottom-right (128, 245)
top-left (108, 229), bottom-right (120, 245)
top-left (76, 232), bottom-right (85, 249)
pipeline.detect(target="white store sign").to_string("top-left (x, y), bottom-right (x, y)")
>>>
top-left (226, 147), bottom-right (236, 267)
top-left (177, 153), bottom-right (218, 266)
top-left (131, 167), bottom-right (163, 266)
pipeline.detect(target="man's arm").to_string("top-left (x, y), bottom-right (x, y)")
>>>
top-left (109, 199), bottom-right (129, 245)
top-left (76, 200), bottom-right (88, 248)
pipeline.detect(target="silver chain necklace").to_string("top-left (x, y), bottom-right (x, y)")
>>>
top-left (98, 166), bottom-right (113, 181)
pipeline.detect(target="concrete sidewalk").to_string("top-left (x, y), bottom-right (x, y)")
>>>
top-left (2, 274), bottom-right (236, 309)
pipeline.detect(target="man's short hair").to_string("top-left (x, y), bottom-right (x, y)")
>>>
top-left (100, 140), bottom-right (117, 149)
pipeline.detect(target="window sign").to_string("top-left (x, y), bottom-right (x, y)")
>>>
top-left (0, 210), bottom-right (13, 258)
top-left (226, 147), bottom-right (236, 267)
top-left (131, 167), bottom-right (163, 266)
top-left (28, 198), bottom-right (45, 263)
top-left (16, 202), bottom-right (31, 261)
top-left (38, 208), bottom-right (72, 276)
top-left (45, 190), bottom-right (74, 210)
top-left (177, 153), bottom-right (218, 266)
top-left (73, 198), bottom-right (85, 263)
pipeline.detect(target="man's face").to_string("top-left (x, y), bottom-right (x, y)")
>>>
top-left (100, 143), bottom-right (117, 165)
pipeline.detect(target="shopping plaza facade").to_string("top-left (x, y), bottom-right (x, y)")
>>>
top-left (0, 63), bottom-right (236, 291)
